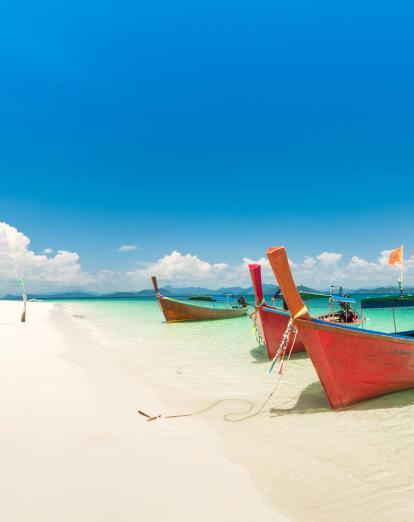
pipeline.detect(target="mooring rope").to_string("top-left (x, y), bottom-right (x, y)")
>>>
top-left (224, 324), bottom-right (297, 423)
top-left (268, 319), bottom-right (296, 374)
top-left (139, 398), bottom-right (255, 422)
top-left (138, 321), bottom-right (298, 423)
top-left (249, 308), bottom-right (265, 347)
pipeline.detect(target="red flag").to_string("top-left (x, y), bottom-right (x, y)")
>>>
top-left (388, 245), bottom-right (404, 266)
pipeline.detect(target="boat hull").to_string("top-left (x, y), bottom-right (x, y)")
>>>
top-left (157, 296), bottom-right (248, 322)
top-left (258, 306), bottom-right (305, 357)
top-left (256, 306), bottom-right (362, 359)
top-left (297, 318), bottom-right (414, 409)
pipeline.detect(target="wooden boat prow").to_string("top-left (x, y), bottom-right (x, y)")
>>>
top-left (248, 263), bottom-right (362, 359)
top-left (249, 263), bottom-right (305, 356)
top-left (151, 276), bottom-right (248, 322)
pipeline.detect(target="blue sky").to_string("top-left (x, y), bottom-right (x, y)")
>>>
top-left (1, 1), bottom-right (414, 290)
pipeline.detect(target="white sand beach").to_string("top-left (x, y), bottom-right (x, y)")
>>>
top-left (2, 299), bottom-right (414, 522)
top-left (0, 300), bottom-right (285, 522)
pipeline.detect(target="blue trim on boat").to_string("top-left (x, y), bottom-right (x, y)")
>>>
top-left (331, 295), bottom-right (356, 304)
top-left (164, 296), bottom-right (244, 312)
top-left (263, 304), bottom-right (414, 341)
top-left (310, 316), bottom-right (414, 341)
top-left (262, 306), bottom-right (291, 318)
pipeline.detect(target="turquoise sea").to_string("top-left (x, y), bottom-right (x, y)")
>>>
top-left (49, 295), bottom-right (414, 520)
top-left (51, 295), bottom-right (414, 409)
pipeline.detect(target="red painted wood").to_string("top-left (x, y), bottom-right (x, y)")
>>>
top-left (249, 264), bottom-right (264, 305)
top-left (297, 318), bottom-right (414, 409)
top-left (249, 258), bottom-right (362, 361)
top-left (258, 306), bottom-right (305, 357)
top-left (248, 263), bottom-right (305, 356)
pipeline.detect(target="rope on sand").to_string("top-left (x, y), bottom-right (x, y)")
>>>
top-left (139, 399), bottom-right (255, 422)
top-left (138, 321), bottom-right (298, 423)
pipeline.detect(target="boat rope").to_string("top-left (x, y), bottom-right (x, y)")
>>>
top-left (138, 320), bottom-right (297, 423)
top-left (223, 327), bottom-right (297, 423)
top-left (249, 309), bottom-right (265, 347)
top-left (268, 319), bottom-right (297, 375)
top-left (138, 399), bottom-right (254, 422)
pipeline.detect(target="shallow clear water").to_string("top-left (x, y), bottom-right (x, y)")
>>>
top-left (53, 296), bottom-right (414, 522)
top-left (55, 295), bottom-right (414, 405)
top-left (60, 298), bottom-right (266, 405)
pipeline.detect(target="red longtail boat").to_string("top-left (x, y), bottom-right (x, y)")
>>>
top-left (248, 263), bottom-right (362, 359)
top-left (249, 264), bottom-right (305, 357)
top-left (151, 276), bottom-right (248, 322)
top-left (266, 246), bottom-right (414, 409)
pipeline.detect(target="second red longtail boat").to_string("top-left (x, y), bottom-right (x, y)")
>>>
top-left (266, 246), bottom-right (414, 409)
top-left (249, 263), bottom-right (305, 357)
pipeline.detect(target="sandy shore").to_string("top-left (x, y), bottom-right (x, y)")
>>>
top-left (0, 301), bottom-right (285, 522)
top-left (4, 299), bottom-right (414, 522)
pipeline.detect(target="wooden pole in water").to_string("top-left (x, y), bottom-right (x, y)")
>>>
top-left (392, 307), bottom-right (397, 333)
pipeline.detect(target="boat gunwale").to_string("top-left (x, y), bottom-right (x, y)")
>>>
top-left (262, 304), bottom-right (363, 327)
top-left (262, 305), bottom-right (290, 317)
top-left (297, 316), bottom-right (414, 345)
top-left (160, 295), bottom-right (247, 313)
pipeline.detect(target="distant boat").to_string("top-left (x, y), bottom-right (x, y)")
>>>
top-left (248, 263), bottom-right (362, 359)
top-left (187, 295), bottom-right (217, 302)
top-left (151, 276), bottom-right (248, 322)
top-left (266, 246), bottom-right (414, 409)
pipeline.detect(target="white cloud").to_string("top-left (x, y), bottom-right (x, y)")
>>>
top-left (348, 256), bottom-right (370, 268)
top-left (0, 222), bottom-right (93, 292)
top-left (242, 256), bottom-right (270, 272)
top-left (242, 249), bottom-right (414, 289)
top-left (127, 251), bottom-right (229, 286)
top-left (117, 244), bottom-right (138, 252)
top-left (316, 252), bottom-right (342, 264)
top-left (302, 256), bottom-right (317, 269)
top-left (1, 220), bottom-right (414, 293)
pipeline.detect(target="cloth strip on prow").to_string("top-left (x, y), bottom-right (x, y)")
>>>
top-left (268, 318), bottom-right (296, 375)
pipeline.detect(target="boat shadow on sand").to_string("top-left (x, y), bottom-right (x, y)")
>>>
top-left (269, 382), bottom-right (414, 416)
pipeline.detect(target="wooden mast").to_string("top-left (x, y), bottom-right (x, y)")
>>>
top-left (151, 276), bottom-right (159, 295)
top-left (248, 264), bottom-right (264, 306)
top-left (399, 245), bottom-right (404, 295)
top-left (266, 246), bottom-right (311, 321)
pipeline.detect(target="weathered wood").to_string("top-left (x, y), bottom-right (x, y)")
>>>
top-left (157, 295), bottom-right (247, 322)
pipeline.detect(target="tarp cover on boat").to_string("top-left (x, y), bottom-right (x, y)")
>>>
top-left (298, 291), bottom-right (331, 300)
top-left (298, 291), bottom-right (356, 303)
top-left (188, 295), bottom-right (216, 301)
top-left (331, 295), bottom-right (356, 304)
top-left (187, 295), bottom-right (238, 302)
top-left (361, 295), bottom-right (414, 309)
